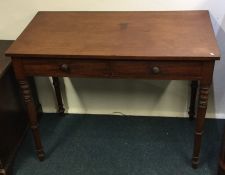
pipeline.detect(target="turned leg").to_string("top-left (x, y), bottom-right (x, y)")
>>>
top-left (19, 80), bottom-right (45, 161)
top-left (192, 85), bottom-right (210, 168)
top-left (28, 77), bottom-right (43, 114)
top-left (188, 81), bottom-right (198, 120)
top-left (52, 77), bottom-right (65, 114)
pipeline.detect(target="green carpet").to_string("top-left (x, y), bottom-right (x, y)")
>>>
top-left (13, 114), bottom-right (224, 175)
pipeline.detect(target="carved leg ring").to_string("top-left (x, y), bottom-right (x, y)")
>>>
top-left (19, 80), bottom-right (45, 161)
top-left (188, 81), bottom-right (198, 120)
top-left (52, 77), bottom-right (65, 114)
top-left (192, 86), bottom-right (209, 168)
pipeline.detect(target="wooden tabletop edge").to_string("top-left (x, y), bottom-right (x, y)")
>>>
top-left (5, 52), bottom-right (220, 61)
top-left (36, 10), bottom-right (209, 13)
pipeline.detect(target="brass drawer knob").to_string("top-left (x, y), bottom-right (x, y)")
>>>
top-left (152, 66), bottom-right (160, 74)
top-left (60, 64), bottom-right (70, 72)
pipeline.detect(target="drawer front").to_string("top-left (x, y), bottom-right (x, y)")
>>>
top-left (23, 59), bottom-right (110, 77)
top-left (111, 61), bottom-right (202, 79)
top-left (23, 59), bottom-right (202, 80)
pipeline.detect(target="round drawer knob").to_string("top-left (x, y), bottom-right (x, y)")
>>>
top-left (152, 66), bottom-right (160, 74)
top-left (60, 64), bottom-right (70, 72)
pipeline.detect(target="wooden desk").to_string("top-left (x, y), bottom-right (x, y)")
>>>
top-left (5, 11), bottom-right (220, 169)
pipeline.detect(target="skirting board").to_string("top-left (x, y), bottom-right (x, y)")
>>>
top-left (42, 110), bottom-right (224, 119)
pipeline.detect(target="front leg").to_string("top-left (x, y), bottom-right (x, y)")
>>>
top-left (192, 61), bottom-right (214, 169)
top-left (19, 79), bottom-right (45, 161)
top-left (192, 85), bottom-right (210, 168)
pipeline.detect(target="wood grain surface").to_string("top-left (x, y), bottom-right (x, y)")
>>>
top-left (5, 11), bottom-right (220, 60)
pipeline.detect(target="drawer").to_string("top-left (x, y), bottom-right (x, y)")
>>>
top-left (111, 61), bottom-right (202, 80)
top-left (23, 59), bottom-right (202, 80)
top-left (23, 59), bottom-right (110, 77)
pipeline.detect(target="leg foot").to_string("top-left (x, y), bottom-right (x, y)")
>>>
top-left (192, 156), bottom-right (199, 169)
top-left (36, 149), bottom-right (45, 161)
top-left (58, 107), bottom-right (65, 114)
top-left (0, 160), bottom-right (6, 175)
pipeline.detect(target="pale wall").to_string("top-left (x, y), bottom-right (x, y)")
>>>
top-left (1, 0), bottom-right (225, 118)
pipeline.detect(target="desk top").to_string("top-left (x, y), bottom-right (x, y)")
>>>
top-left (6, 11), bottom-right (220, 60)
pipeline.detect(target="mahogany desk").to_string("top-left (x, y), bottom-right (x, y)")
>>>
top-left (5, 11), bottom-right (220, 168)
